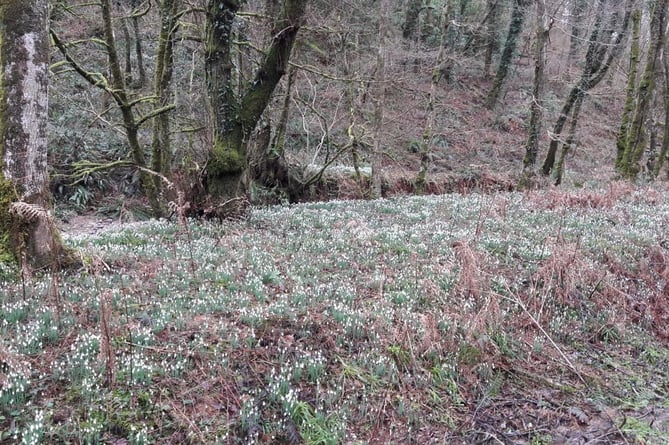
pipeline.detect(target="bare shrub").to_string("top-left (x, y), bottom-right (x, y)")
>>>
top-left (527, 234), bottom-right (606, 325)
top-left (452, 240), bottom-right (487, 300)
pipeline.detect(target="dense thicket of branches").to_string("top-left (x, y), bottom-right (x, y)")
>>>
top-left (39, 0), bottom-right (669, 220)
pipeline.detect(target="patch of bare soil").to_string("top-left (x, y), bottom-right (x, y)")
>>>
top-left (59, 213), bottom-right (120, 236)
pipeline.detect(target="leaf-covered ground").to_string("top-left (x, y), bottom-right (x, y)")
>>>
top-left (3, 183), bottom-right (669, 444)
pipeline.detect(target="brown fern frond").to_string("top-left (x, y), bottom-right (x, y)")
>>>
top-left (452, 240), bottom-right (486, 299)
top-left (9, 201), bottom-right (52, 223)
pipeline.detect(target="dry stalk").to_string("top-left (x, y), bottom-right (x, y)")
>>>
top-left (503, 286), bottom-right (585, 384)
top-left (99, 289), bottom-right (115, 388)
top-left (167, 398), bottom-right (208, 443)
top-left (168, 187), bottom-right (196, 272)
top-left (418, 313), bottom-right (442, 356)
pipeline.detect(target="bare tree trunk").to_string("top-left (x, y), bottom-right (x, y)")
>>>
top-left (100, 0), bottom-right (160, 212)
top-left (0, 0), bottom-right (75, 268)
top-left (371, 0), bottom-right (391, 198)
top-left (542, 1), bottom-right (632, 177)
top-left (131, 0), bottom-right (147, 88)
top-left (269, 66), bottom-right (295, 161)
top-left (567, 0), bottom-right (588, 63)
top-left (416, 2), bottom-right (452, 193)
top-left (554, 92), bottom-right (585, 184)
top-left (120, 12), bottom-right (133, 83)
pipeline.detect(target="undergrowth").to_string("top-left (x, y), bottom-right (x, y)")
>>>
top-left (2, 184), bottom-right (669, 443)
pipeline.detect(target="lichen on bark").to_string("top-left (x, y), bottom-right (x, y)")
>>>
top-left (1, 0), bottom-right (78, 269)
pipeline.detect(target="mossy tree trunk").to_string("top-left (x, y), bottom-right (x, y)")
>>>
top-left (403, 0), bottom-right (423, 40)
top-left (151, 0), bottom-right (180, 189)
top-left (52, 0), bottom-right (173, 216)
top-left (554, 91), bottom-right (585, 185)
top-left (542, 1), bottom-right (632, 178)
top-left (654, 37), bottom-right (669, 176)
top-left (523, 0), bottom-right (551, 171)
top-left (100, 0), bottom-right (161, 213)
top-left (485, 0), bottom-right (531, 109)
top-left (484, 0), bottom-right (503, 77)
top-left (0, 0), bottom-right (75, 268)
top-left (619, 0), bottom-right (668, 179)
top-left (205, 0), bottom-right (307, 202)
top-left (615, 8), bottom-right (641, 171)
top-left (416, 1), bottom-right (452, 193)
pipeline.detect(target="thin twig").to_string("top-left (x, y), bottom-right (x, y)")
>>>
top-left (504, 286), bottom-right (586, 384)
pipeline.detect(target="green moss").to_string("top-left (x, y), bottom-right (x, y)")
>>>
top-left (0, 177), bottom-right (18, 264)
top-left (209, 139), bottom-right (244, 176)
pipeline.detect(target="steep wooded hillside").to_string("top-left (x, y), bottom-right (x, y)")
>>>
top-left (46, 1), bottom-right (653, 216)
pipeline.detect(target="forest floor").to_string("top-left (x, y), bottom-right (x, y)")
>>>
top-left (4, 182), bottom-right (669, 444)
top-left (7, 24), bottom-right (669, 443)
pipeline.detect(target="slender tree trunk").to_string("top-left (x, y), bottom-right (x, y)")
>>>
top-left (270, 65), bottom-right (295, 162)
top-left (542, 85), bottom-right (584, 175)
top-left (542, 1), bottom-right (632, 176)
top-left (151, 0), bottom-right (180, 190)
top-left (654, 39), bottom-right (669, 177)
top-left (101, 0), bottom-right (160, 212)
top-left (371, 0), bottom-right (391, 198)
top-left (0, 0), bottom-right (75, 268)
top-left (120, 13), bottom-right (133, 83)
top-left (567, 0), bottom-right (588, 63)
top-left (554, 93), bottom-right (585, 184)
top-left (341, 32), bottom-right (363, 188)
top-left (131, 0), bottom-right (147, 88)
top-left (615, 8), bottom-right (641, 171)
top-left (484, 0), bottom-right (502, 76)
top-left (621, 0), bottom-right (668, 179)
top-left (416, 2), bottom-right (452, 192)
top-left (485, 0), bottom-right (530, 109)
top-left (205, 0), bottom-right (307, 201)
top-left (523, 0), bottom-right (550, 170)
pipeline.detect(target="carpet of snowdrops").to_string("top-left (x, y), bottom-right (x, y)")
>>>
top-left (2, 184), bottom-right (669, 443)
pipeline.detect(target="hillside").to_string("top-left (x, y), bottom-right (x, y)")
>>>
top-left (46, 1), bottom-right (640, 217)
